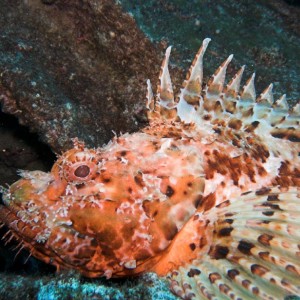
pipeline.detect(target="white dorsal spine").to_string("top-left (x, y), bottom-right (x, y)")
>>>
top-left (157, 46), bottom-right (175, 109)
top-left (181, 37), bottom-right (211, 97)
top-left (206, 54), bottom-right (233, 96)
top-left (146, 79), bottom-right (154, 111)
top-left (257, 83), bottom-right (274, 105)
top-left (274, 94), bottom-right (288, 110)
top-left (177, 38), bottom-right (211, 122)
top-left (225, 65), bottom-right (245, 98)
top-left (240, 73), bottom-right (256, 102)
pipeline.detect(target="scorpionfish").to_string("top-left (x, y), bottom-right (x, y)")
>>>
top-left (0, 38), bottom-right (300, 299)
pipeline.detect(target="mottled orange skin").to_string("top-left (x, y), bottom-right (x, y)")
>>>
top-left (1, 117), bottom-right (297, 279)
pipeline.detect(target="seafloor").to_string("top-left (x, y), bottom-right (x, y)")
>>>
top-left (0, 0), bottom-right (299, 299)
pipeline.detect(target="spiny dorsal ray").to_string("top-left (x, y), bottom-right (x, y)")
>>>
top-left (225, 65), bottom-right (245, 99)
top-left (223, 66), bottom-right (245, 114)
top-left (203, 54), bottom-right (233, 113)
top-left (257, 83), bottom-right (274, 105)
top-left (274, 94), bottom-right (288, 110)
top-left (177, 38), bottom-right (210, 122)
top-left (240, 73), bottom-right (256, 102)
top-left (253, 84), bottom-right (274, 119)
top-left (156, 46), bottom-right (177, 120)
top-left (157, 46), bottom-right (174, 107)
top-left (269, 94), bottom-right (288, 126)
top-left (181, 38), bottom-right (211, 103)
top-left (206, 54), bottom-right (233, 96)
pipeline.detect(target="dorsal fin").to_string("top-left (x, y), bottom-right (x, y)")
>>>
top-left (145, 38), bottom-right (299, 142)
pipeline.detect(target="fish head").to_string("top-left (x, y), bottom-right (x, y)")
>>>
top-left (1, 138), bottom-right (205, 277)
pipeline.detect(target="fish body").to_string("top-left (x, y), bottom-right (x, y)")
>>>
top-left (0, 39), bottom-right (299, 299)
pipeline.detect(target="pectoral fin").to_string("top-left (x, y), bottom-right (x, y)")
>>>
top-left (168, 186), bottom-right (300, 299)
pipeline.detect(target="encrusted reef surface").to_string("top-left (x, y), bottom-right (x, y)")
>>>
top-left (0, 0), bottom-right (163, 153)
top-left (0, 0), bottom-right (299, 299)
top-left (0, 272), bottom-right (178, 300)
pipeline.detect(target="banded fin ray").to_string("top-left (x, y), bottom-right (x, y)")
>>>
top-left (168, 186), bottom-right (300, 300)
top-left (177, 38), bottom-right (211, 122)
top-left (146, 39), bottom-right (300, 143)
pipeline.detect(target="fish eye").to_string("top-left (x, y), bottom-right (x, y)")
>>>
top-left (74, 165), bottom-right (90, 178)
top-left (57, 149), bottom-right (100, 182)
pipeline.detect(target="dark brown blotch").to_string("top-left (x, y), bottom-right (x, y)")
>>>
top-left (193, 195), bottom-right (203, 208)
top-left (203, 114), bottom-right (212, 121)
top-left (227, 269), bottom-right (240, 280)
top-left (261, 202), bottom-right (282, 210)
top-left (216, 200), bottom-right (230, 208)
top-left (255, 187), bottom-right (271, 196)
top-left (134, 172), bottom-right (145, 187)
top-left (219, 284), bottom-right (231, 294)
top-left (163, 221), bottom-right (178, 241)
top-left (245, 120), bottom-right (260, 132)
top-left (267, 194), bottom-right (279, 201)
top-left (187, 268), bottom-right (201, 277)
top-left (242, 279), bottom-right (251, 288)
top-left (252, 287), bottom-right (259, 295)
top-left (271, 127), bottom-right (300, 142)
top-left (218, 227), bottom-right (233, 237)
top-left (224, 218), bottom-right (234, 224)
top-left (199, 236), bottom-right (207, 249)
top-left (286, 264), bottom-right (299, 275)
top-left (238, 240), bottom-right (254, 255)
top-left (189, 243), bottom-right (196, 251)
top-left (209, 245), bottom-right (229, 259)
top-left (251, 264), bottom-right (269, 276)
top-left (259, 251), bottom-right (274, 263)
top-left (228, 118), bottom-right (242, 130)
top-left (262, 211), bottom-right (274, 216)
top-left (258, 233), bottom-right (273, 246)
top-left (165, 185), bottom-right (175, 197)
top-left (202, 192), bottom-right (216, 211)
top-left (209, 272), bottom-right (221, 283)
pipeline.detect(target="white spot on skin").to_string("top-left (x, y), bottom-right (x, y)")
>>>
top-left (120, 157), bottom-right (128, 164)
top-left (104, 269), bottom-right (113, 279)
top-left (123, 260), bottom-right (137, 269)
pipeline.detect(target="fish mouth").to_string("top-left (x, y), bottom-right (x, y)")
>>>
top-left (1, 170), bottom-right (54, 208)
top-left (0, 170), bottom-right (58, 244)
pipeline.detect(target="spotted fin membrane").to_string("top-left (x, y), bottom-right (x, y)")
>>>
top-left (167, 186), bottom-right (300, 299)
